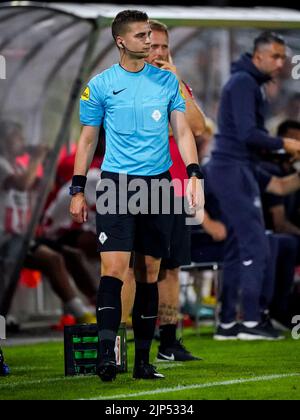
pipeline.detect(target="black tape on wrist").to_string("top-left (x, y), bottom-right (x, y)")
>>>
top-left (72, 175), bottom-right (87, 189)
top-left (186, 163), bottom-right (204, 179)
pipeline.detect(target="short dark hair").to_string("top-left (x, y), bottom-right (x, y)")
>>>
top-left (253, 31), bottom-right (286, 53)
top-left (112, 10), bottom-right (149, 41)
top-left (149, 19), bottom-right (169, 38)
top-left (277, 120), bottom-right (300, 137)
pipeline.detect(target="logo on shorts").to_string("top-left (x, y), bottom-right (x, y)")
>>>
top-left (152, 110), bottom-right (162, 122)
top-left (243, 260), bottom-right (253, 267)
top-left (254, 197), bottom-right (262, 209)
top-left (99, 232), bottom-right (108, 245)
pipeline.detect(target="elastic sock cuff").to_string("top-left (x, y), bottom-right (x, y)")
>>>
top-left (135, 281), bottom-right (158, 291)
top-left (100, 276), bottom-right (123, 294)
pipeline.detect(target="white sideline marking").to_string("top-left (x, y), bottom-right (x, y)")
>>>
top-left (81, 373), bottom-right (300, 400)
top-left (1, 372), bottom-right (298, 397)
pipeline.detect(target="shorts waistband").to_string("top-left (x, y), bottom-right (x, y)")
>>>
top-left (101, 170), bottom-right (172, 182)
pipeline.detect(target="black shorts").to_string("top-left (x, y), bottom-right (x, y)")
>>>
top-left (96, 170), bottom-right (175, 259)
top-left (160, 196), bottom-right (191, 270)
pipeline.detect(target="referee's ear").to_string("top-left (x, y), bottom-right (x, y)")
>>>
top-left (115, 36), bottom-right (124, 50)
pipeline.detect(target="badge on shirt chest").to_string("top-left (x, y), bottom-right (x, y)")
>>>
top-left (152, 110), bottom-right (162, 122)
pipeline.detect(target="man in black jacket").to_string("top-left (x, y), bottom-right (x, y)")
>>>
top-left (206, 32), bottom-right (300, 340)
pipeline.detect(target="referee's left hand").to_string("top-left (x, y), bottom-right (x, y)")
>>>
top-left (70, 193), bottom-right (88, 224)
top-left (186, 177), bottom-right (205, 220)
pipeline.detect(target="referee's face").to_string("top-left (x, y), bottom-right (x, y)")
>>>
top-left (146, 30), bottom-right (169, 67)
top-left (120, 21), bottom-right (151, 58)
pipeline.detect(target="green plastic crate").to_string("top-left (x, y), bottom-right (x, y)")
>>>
top-left (64, 323), bottom-right (127, 376)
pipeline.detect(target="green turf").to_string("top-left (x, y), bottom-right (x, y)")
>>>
top-left (0, 328), bottom-right (300, 400)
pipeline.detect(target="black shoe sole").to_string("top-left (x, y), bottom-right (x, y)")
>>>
top-left (133, 371), bottom-right (165, 380)
top-left (156, 356), bottom-right (202, 362)
top-left (133, 375), bottom-right (165, 380)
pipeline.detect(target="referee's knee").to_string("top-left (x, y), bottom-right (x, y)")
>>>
top-left (101, 267), bottom-right (127, 282)
top-left (141, 262), bottom-right (160, 284)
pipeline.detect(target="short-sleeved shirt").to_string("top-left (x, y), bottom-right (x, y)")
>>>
top-left (80, 63), bottom-right (185, 176)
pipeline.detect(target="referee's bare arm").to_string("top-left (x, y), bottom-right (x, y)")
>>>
top-left (170, 110), bottom-right (205, 216)
top-left (70, 125), bottom-right (100, 224)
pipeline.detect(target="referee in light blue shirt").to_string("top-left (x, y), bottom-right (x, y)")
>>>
top-left (70, 10), bottom-right (204, 383)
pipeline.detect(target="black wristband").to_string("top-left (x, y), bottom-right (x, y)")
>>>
top-left (186, 163), bottom-right (204, 179)
top-left (72, 175), bottom-right (87, 189)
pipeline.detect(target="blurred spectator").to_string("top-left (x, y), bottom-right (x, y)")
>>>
top-left (267, 93), bottom-right (300, 136)
top-left (261, 120), bottom-right (300, 328)
top-left (24, 238), bottom-right (97, 323)
top-left (44, 168), bottom-right (100, 260)
top-left (43, 127), bottom-right (106, 261)
top-left (262, 120), bottom-right (300, 235)
top-left (0, 120), bottom-right (96, 324)
top-left (193, 167), bottom-right (294, 336)
top-left (0, 121), bottom-right (45, 242)
top-left (205, 32), bottom-right (300, 341)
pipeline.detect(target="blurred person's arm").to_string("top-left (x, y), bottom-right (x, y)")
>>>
top-left (269, 205), bottom-right (300, 236)
top-left (170, 110), bottom-right (205, 213)
top-left (202, 210), bottom-right (227, 242)
top-left (180, 82), bottom-right (206, 137)
top-left (3, 146), bottom-right (47, 191)
top-left (230, 76), bottom-right (292, 152)
top-left (266, 172), bottom-right (300, 196)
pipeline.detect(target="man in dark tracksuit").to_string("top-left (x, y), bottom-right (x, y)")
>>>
top-left (206, 32), bottom-right (300, 340)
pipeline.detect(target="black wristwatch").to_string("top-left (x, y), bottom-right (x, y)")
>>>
top-left (69, 186), bottom-right (85, 196)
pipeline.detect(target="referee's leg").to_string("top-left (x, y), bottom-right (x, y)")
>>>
top-left (96, 251), bottom-right (131, 382)
top-left (132, 253), bottom-right (165, 379)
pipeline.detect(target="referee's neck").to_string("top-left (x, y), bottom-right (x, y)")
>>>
top-left (119, 56), bottom-right (146, 73)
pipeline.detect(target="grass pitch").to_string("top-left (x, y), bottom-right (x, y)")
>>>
top-left (1, 328), bottom-right (300, 400)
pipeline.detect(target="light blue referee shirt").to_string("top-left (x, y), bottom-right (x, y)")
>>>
top-left (80, 63), bottom-right (186, 176)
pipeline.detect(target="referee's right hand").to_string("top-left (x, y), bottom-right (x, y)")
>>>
top-left (70, 193), bottom-right (88, 224)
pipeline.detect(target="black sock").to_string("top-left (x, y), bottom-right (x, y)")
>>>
top-left (132, 282), bottom-right (159, 366)
top-left (159, 324), bottom-right (177, 349)
top-left (96, 276), bottom-right (123, 362)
